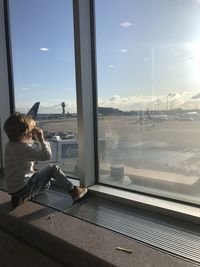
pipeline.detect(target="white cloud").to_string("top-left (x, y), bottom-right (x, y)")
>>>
top-left (108, 64), bottom-right (115, 68)
top-left (18, 91), bottom-right (200, 113)
top-left (98, 91), bottom-right (200, 111)
top-left (120, 49), bottom-right (128, 53)
top-left (191, 93), bottom-right (200, 99)
top-left (166, 92), bottom-right (177, 98)
top-left (21, 87), bottom-right (28, 91)
top-left (40, 47), bottom-right (49, 52)
top-left (120, 21), bottom-right (132, 28)
top-left (143, 57), bottom-right (150, 61)
top-left (110, 95), bottom-right (120, 101)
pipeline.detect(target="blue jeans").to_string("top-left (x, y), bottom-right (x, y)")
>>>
top-left (12, 164), bottom-right (74, 199)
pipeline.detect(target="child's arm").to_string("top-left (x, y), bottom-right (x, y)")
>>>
top-left (24, 142), bottom-right (51, 161)
top-left (33, 127), bottom-right (45, 143)
top-left (23, 127), bottom-right (52, 161)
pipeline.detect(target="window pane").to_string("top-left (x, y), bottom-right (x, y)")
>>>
top-left (96, 0), bottom-right (200, 204)
top-left (9, 0), bottom-right (79, 178)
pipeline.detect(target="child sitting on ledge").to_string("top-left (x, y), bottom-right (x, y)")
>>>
top-left (3, 112), bottom-right (87, 208)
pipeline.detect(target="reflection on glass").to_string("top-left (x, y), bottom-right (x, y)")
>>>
top-left (9, 0), bottom-right (78, 178)
top-left (96, 0), bottom-right (200, 203)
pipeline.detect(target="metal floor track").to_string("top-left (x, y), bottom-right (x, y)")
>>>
top-left (64, 195), bottom-right (200, 264)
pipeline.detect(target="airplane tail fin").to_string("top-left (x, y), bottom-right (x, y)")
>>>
top-left (27, 102), bottom-right (40, 120)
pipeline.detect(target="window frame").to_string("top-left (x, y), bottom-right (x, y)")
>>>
top-left (0, 0), bottom-right (200, 218)
top-left (0, 0), bottom-right (14, 169)
top-left (73, 0), bottom-right (99, 187)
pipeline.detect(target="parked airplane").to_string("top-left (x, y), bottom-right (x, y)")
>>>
top-left (146, 109), bottom-right (168, 122)
top-left (148, 114), bottom-right (168, 122)
top-left (136, 109), bottom-right (168, 123)
top-left (175, 111), bottom-right (200, 121)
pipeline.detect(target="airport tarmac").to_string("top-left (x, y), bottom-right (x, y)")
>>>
top-left (38, 116), bottom-right (200, 198)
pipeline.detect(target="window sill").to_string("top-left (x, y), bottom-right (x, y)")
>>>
top-left (0, 188), bottom-right (200, 267)
top-left (1, 189), bottom-right (197, 267)
top-left (89, 185), bottom-right (200, 225)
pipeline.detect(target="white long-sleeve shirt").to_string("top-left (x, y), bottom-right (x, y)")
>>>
top-left (4, 141), bottom-right (52, 193)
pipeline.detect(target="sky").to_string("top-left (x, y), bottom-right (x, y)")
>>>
top-left (9, 0), bottom-right (200, 113)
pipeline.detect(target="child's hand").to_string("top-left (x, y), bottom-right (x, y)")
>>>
top-left (33, 127), bottom-right (44, 142)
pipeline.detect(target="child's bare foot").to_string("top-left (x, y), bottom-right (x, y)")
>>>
top-left (69, 186), bottom-right (88, 202)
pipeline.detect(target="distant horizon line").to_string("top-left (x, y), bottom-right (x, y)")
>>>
top-left (35, 107), bottom-right (200, 115)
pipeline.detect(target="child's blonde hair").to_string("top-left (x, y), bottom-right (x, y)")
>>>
top-left (4, 112), bottom-right (36, 141)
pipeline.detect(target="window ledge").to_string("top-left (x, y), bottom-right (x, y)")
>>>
top-left (89, 185), bottom-right (200, 224)
top-left (0, 189), bottom-right (199, 266)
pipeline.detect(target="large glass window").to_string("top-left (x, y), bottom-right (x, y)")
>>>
top-left (95, 0), bottom-right (200, 204)
top-left (9, 0), bottom-right (79, 178)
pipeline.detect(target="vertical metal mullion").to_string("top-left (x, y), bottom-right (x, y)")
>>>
top-left (89, 0), bottom-right (99, 183)
top-left (73, 0), bottom-right (98, 186)
top-left (4, 0), bottom-right (15, 114)
top-left (0, 0), bottom-right (14, 169)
